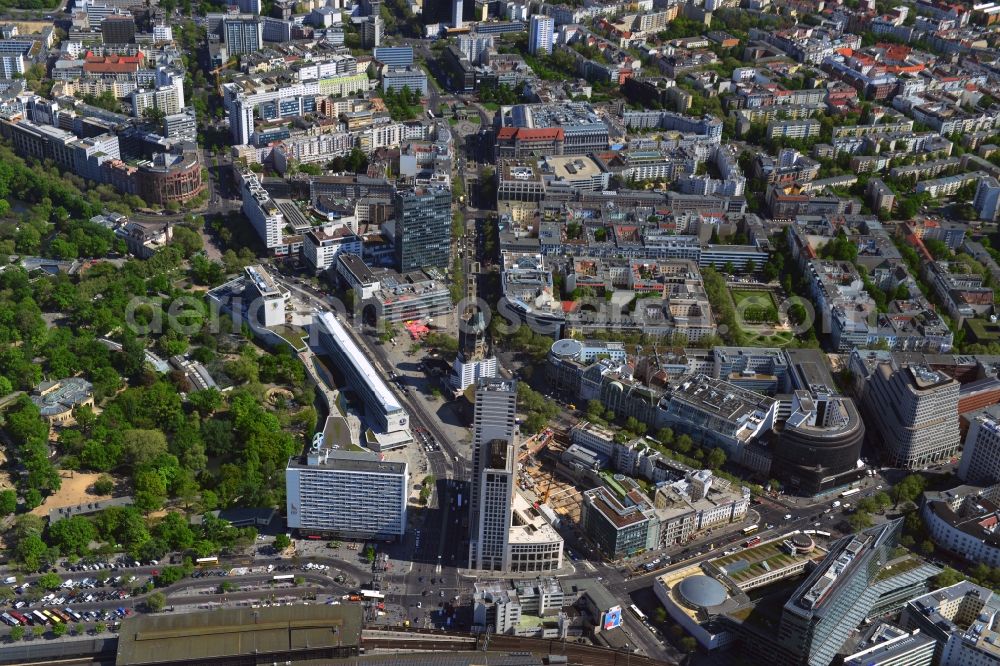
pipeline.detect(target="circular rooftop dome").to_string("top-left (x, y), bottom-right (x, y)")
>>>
top-left (677, 575), bottom-right (727, 609)
top-left (792, 533), bottom-right (815, 549)
top-left (550, 338), bottom-right (583, 360)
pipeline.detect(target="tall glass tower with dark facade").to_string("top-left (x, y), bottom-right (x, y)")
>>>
top-left (393, 187), bottom-right (451, 272)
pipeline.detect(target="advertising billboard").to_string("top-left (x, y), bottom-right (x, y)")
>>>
top-left (604, 605), bottom-right (623, 631)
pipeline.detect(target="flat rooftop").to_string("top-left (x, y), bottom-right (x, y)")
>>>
top-left (337, 252), bottom-right (378, 285)
top-left (907, 581), bottom-right (1000, 659)
top-left (501, 102), bottom-right (606, 132)
top-left (708, 533), bottom-right (827, 589)
top-left (544, 155), bottom-right (604, 180)
top-left (509, 492), bottom-right (563, 545)
top-left (672, 374), bottom-right (775, 421)
top-left (289, 447), bottom-right (406, 475)
top-left (307, 225), bottom-right (356, 244)
top-left (276, 199), bottom-right (312, 231)
top-left (477, 377), bottom-right (516, 393)
top-left (115, 605), bottom-right (363, 665)
top-left (585, 486), bottom-right (651, 529)
top-left (317, 311), bottom-right (403, 414)
top-left (245, 264), bottom-right (281, 297)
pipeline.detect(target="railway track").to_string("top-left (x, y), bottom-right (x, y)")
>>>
top-left (363, 628), bottom-right (675, 665)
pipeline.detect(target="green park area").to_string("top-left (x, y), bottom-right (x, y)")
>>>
top-left (730, 289), bottom-right (779, 325)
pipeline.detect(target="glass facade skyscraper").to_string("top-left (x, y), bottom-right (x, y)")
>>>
top-left (393, 187), bottom-right (451, 272)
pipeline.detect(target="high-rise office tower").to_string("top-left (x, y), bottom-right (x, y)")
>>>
top-left (393, 187), bottom-right (451, 272)
top-left (102, 14), bottom-right (136, 43)
top-left (861, 361), bottom-right (959, 469)
top-left (469, 378), bottom-right (517, 571)
top-left (528, 15), bottom-right (554, 55)
top-left (223, 17), bottom-right (263, 56)
top-left (362, 14), bottom-right (383, 48)
top-left (452, 0), bottom-right (463, 27)
top-left (776, 519), bottom-right (938, 666)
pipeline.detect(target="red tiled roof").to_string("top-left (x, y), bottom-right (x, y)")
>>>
top-left (519, 128), bottom-right (564, 140)
top-left (83, 52), bottom-right (143, 74)
top-left (497, 127), bottom-right (564, 141)
top-left (84, 51), bottom-right (143, 64)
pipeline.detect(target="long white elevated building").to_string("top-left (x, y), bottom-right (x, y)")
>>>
top-left (315, 311), bottom-right (409, 437)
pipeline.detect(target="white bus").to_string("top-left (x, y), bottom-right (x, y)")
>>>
top-left (360, 589), bottom-right (385, 600)
top-left (273, 575), bottom-right (294, 582)
top-left (840, 488), bottom-right (861, 499)
top-left (742, 524), bottom-right (760, 536)
top-left (629, 604), bottom-right (647, 622)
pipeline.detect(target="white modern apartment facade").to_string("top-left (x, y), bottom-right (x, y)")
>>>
top-left (237, 165), bottom-right (284, 250)
top-left (959, 405), bottom-right (1000, 486)
top-left (286, 448), bottom-right (408, 539)
top-left (529, 15), bottom-right (554, 55)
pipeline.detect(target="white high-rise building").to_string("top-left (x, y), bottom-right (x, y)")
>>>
top-left (457, 34), bottom-right (494, 65)
top-left (286, 445), bottom-right (408, 540)
top-left (237, 165), bottom-right (284, 250)
top-left (958, 404), bottom-right (1000, 486)
top-left (467, 378), bottom-right (565, 573)
top-left (0, 54), bottom-right (24, 78)
top-left (152, 24), bottom-right (173, 41)
top-left (861, 360), bottom-right (960, 469)
top-left (130, 82), bottom-right (185, 117)
top-left (469, 378), bottom-right (517, 571)
top-left (231, 97), bottom-right (255, 145)
top-left (528, 15), bottom-right (554, 55)
top-left (974, 175), bottom-right (1000, 222)
top-left (452, 0), bottom-right (463, 27)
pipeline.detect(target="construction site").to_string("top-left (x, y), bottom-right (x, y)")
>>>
top-left (514, 428), bottom-right (586, 528)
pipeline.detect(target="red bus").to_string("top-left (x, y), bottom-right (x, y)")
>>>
top-left (306, 535), bottom-right (322, 540)
top-left (743, 536), bottom-right (762, 548)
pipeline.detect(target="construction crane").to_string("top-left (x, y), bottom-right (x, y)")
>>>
top-left (211, 58), bottom-right (238, 95)
top-left (518, 428), bottom-right (553, 463)
top-left (539, 474), bottom-right (556, 505)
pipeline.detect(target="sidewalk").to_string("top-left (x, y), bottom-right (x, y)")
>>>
top-left (455, 560), bottom-right (579, 581)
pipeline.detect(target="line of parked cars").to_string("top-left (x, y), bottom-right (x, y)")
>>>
top-left (0, 606), bottom-right (131, 629)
